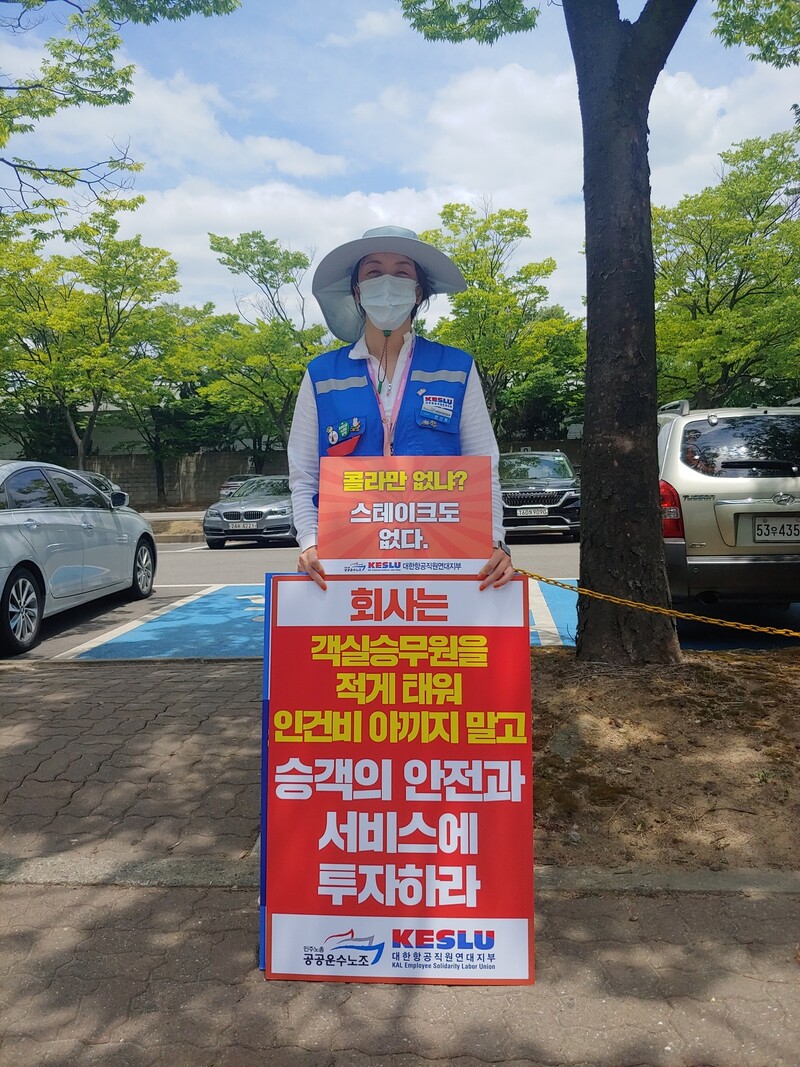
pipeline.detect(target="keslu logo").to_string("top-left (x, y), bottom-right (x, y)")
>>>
top-left (392, 928), bottom-right (495, 950)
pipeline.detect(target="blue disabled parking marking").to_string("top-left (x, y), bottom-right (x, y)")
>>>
top-left (527, 579), bottom-right (799, 651)
top-left (77, 584), bottom-right (267, 660)
top-left (677, 605), bottom-right (800, 651)
top-left (529, 579), bottom-right (577, 647)
top-left (76, 579), bottom-right (579, 660)
top-left (72, 579), bottom-right (797, 660)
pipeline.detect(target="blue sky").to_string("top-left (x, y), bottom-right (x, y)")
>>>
top-left (3, 1), bottom-right (798, 322)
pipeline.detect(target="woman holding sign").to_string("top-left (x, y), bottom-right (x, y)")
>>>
top-left (288, 225), bottom-right (513, 591)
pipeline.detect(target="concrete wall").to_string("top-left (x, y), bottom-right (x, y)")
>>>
top-left (75, 452), bottom-right (289, 509)
top-left (103, 442), bottom-right (580, 507)
top-left (2, 433), bottom-right (581, 508)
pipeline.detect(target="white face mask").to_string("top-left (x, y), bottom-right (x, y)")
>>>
top-left (357, 275), bottom-right (418, 333)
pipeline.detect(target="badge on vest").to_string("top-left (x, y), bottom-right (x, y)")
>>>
top-left (325, 416), bottom-right (363, 456)
top-left (419, 394), bottom-right (454, 424)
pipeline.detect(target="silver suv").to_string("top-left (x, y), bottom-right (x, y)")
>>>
top-left (657, 403), bottom-right (800, 605)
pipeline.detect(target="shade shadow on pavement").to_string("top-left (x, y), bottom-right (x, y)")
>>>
top-left (1, 660), bottom-right (798, 1065)
top-left (2, 883), bottom-right (798, 1066)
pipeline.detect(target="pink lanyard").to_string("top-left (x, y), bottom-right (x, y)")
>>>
top-left (366, 344), bottom-right (414, 456)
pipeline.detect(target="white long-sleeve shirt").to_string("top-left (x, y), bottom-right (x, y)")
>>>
top-left (288, 331), bottom-right (505, 551)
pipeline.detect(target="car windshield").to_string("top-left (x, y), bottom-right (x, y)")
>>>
top-left (680, 415), bottom-right (800, 477)
top-left (500, 454), bottom-right (575, 480)
top-left (231, 477), bottom-right (290, 498)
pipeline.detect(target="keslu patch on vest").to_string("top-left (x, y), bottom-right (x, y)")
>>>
top-left (419, 394), bottom-right (454, 423)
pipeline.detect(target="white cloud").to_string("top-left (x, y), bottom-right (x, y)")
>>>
top-left (233, 81), bottom-right (279, 106)
top-left (649, 63), bottom-right (799, 205)
top-left (0, 34), bottom-right (45, 78)
top-left (352, 85), bottom-right (417, 124)
top-left (239, 134), bottom-right (347, 178)
top-left (107, 58), bottom-right (592, 321)
top-left (324, 9), bottom-right (407, 47)
top-left (121, 179), bottom-right (494, 323)
top-left (415, 62), bottom-right (587, 314)
top-left (11, 62), bottom-right (346, 183)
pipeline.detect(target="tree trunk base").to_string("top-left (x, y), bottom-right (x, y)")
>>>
top-left (576, 600), bottom-right (682, 665)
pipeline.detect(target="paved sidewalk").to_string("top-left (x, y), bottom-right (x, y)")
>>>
top-left (1, 660), bottom-right (798, 1067)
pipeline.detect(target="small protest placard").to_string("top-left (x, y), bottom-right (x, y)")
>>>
top-left (317, 455), bottom-right (493, 574)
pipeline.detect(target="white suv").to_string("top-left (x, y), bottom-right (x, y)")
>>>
top-left (657, 403), bottom-right (800, 605)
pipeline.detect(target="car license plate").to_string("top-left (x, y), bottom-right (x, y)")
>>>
top-left (228, 522), bottom-right (258, 530)
top-left (517, 507), bottom-right (548, 517)
top-left (753, 517), bottom-right (800, 542)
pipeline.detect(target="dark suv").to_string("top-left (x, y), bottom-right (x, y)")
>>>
top-left (500, 451), bottom-right (581, 540)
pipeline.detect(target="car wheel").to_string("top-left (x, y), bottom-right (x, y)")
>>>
top-left (128, 538), bottom-right (155, 600)
top-left (206, 538), bottom-right (226, 549)
top-left (0, 567), bottom-right (43, 655)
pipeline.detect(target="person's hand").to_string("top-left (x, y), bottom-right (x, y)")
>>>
top-left (478, 545), bottom-right (515, 590)
top-left (298, 545), bottom-right (327, 590)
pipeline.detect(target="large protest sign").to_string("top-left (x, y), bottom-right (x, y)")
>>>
top-left (261, 574), bottom-right (532, 983)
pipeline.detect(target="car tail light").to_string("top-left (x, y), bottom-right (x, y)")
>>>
top-left (659, 480), bottom-right (684, 538)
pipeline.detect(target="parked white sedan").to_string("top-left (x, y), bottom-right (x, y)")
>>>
top-left (0, 460), bottom-right (157, 655)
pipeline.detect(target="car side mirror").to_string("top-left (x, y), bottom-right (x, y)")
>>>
top-left (109, 490), bottom-right (130, 508)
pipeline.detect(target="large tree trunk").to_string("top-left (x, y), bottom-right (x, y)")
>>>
top-left (563, 0), bottom-right (695, 664)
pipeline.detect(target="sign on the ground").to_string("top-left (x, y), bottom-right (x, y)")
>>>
top-left (260, 573), bottom-right (533, 984)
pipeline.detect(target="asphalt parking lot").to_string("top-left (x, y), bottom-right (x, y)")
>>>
top-left (10, 536), bottom-right (799, 661)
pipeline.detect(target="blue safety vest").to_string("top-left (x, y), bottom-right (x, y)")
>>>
top-left (308, 336), bottom-right (472, 457)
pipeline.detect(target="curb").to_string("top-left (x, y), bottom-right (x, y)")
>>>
top-left (2, 854), bottom-right (798, 894)
top-left (154, 532), bottom-right (205, 543)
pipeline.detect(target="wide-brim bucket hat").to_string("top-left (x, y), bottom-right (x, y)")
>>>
top-left (312, 225), bottom-right (467, 343)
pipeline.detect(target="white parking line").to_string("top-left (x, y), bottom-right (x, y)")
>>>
top-left (156, 582), bottom-right (270, 588)
top-left (527, 577), bottom-right (564, 646)
top-left (154, 583), bottom-right (216, 588)
top-left (53, 585), bottom-right (225, 661)
top-left (157, 545), bottom-right (206, 553)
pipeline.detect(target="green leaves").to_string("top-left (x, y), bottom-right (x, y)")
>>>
top-left (209, 229), bottom-right (325, 447)
top-left (0, 198), bottom-right (182, 460)
top-left (654, 130), bottom-right (800, 406)
top-left (93, 0), bottom-right (240, 24)
top-left (1, 9), bottom-right (132, 153)
top-left (420, 201), bottom-right (582, 437)
top-left (209, 231), bottom-right (312, 328)
top-left (399, 0), bottom-right (539, 44)
top-left (713, 0), bottom-right (800, 68)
